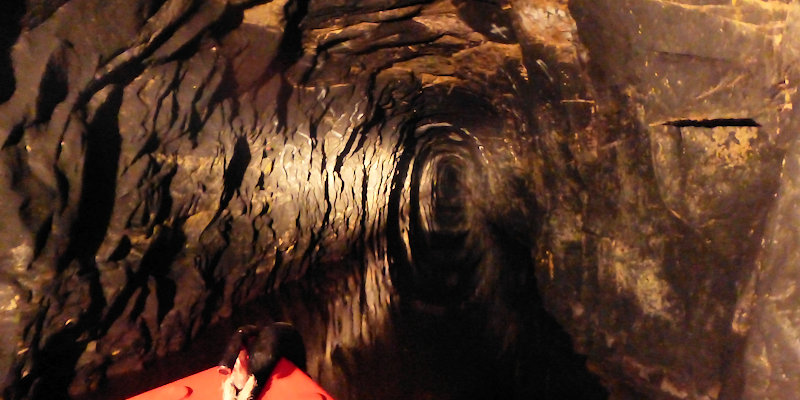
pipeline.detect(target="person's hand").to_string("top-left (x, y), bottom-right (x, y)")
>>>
top-left (222, 350), bottom-right (256, 400)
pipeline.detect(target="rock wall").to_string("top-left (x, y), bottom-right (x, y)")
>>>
top-left (2, 0), bottom-right (800, 399)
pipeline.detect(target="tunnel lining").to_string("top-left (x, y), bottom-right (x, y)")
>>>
top-left (388, 121), bottom-right (489, 307)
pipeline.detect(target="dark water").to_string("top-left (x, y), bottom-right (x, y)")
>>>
top-left (77, 255), bottom-right (606, 400)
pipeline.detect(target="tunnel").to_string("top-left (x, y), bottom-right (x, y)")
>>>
top-left (2, 0), bottom-right (800, 399)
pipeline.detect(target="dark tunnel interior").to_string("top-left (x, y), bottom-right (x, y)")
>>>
top-left (3, 1), bottom-right (800, 399)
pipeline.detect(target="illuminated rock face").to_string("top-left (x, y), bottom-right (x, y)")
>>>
top-left (1, 0), bottom-right (799, 399)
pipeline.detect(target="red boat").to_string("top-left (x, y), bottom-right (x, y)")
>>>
top-left (127, 323), bottom-right (334, 400)
top-left (126, 358), bottom-right (333, 400)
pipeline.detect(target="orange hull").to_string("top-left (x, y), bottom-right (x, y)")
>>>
top-left (127, 359), bottom-right (334, 400)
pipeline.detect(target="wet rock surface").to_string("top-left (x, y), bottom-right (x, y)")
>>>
top-left (2, 0), bottom-right (800, 399)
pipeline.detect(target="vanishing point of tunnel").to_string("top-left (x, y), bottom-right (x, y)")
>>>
top-left (2, 0), bottom-right (800, 399)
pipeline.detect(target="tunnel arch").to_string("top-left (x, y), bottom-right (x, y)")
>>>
top-left (388, 121), bottom-right (489, 307)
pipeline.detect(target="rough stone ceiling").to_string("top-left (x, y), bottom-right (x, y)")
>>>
top-left (2, 0), bottom-right (800, 399)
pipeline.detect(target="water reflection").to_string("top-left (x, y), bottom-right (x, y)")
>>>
top-left (80, 269), bottom-right (607, 400)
